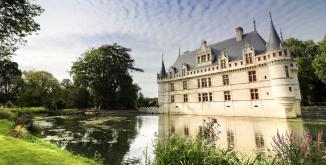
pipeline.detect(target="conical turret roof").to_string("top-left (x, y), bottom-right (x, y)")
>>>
top-left (266, 13), bottom-right (281, 52)
top-left (160, 54), bottom-right (166, 76)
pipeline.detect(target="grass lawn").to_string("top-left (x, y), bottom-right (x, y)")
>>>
top-left (0, 120), bottom-right (100, 165)
top-left (0, 119), bottom-right (13, 135)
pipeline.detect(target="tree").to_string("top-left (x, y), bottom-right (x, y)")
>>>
top-left (0, 0), bottom-right (43, 58)
top-left (60, 79), bottom-right (93, 109)
top-left (0, 60), bottom-right (22, 105)
top-left (313, 52), bottom-right (326, 84)
top-left (17, 71), bottom-right (62, 109)
top-left (287, 37), bottom-right (326, 105)
top-left (71, 43), bottom-right (143, 110)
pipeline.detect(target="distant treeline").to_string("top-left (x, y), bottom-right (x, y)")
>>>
top-left (0, 44), bottom-right (158, 110)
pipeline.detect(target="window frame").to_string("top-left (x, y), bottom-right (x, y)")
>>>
top-left (224, 91), bottom-right (231, 101)
top-left (223, 75), bottom-right (229, 85)
top-left (250, 89), bottom-right (259, 100)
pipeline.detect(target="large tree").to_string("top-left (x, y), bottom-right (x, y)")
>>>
top-left (0, 60), bottom-right (22, 105)
top-left (0, 0), bottom-right (43, 58)
top-left (287, 36), bottom-right (326, 105)
top-left (17, 71), bottom-right (62, 108)
top-left (71, 43), bottom-right (143, 110)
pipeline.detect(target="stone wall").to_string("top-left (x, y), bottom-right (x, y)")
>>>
top-left (301, 106), bottom-right (326, 119)
top-left (138, 107), bottom-right (159, 114)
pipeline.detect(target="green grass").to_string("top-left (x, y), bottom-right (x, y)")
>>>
top-left (0, 119), bottom-right (14, 135)
top-left (0, 135), bottom-right (100, 165)
top-left (0, 120), bottom-right (101, 165)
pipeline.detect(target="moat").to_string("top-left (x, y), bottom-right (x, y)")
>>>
top-left (34, 114), bottom-right (326, 165)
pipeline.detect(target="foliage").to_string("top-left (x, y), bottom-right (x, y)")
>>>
top-left (0, 110), bottom-right (16, 121)
top-left (197, 117), bottom-right (220, 146)
top-left (154, 135), bottom-right (240, 165)
top-left (137, 92), bottom-right (158, 107)
top-left (71, 43), bottom-right (143, 110)
top-left (0, 0), bottom-right (43, 58)
top-left (16, 71), bottom-right (63, 110)
top-left (313, 52), bottom-right (326, 84)
top-left (0, 60), bottom-right (22, 105)
top-left (272, 130), bottom-right (326, 165)
top-left (0, 107), bottom-right (47, 113)
top-left (286, 37), bottom-right (326, 105)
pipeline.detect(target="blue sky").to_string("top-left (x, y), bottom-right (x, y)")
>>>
top-left (14, 0), bottom-right (326, 97)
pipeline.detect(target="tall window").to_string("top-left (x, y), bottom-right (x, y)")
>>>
top-left (202, 93), bottom-right (208, 102)
top-left (171, 95), bottom-right (175, 103)
top-left (285, 66), bottom-right (289, 77)
top-left (209, 92), bottom-right (213, 101)
top-left (197, 79), bottom-right (201, 88)
top-left (224, 91), bottom-right (231, 101)
top-left (207, 54), bottom-right (210, 61)
top-left (201, 55), bottom-right (206, 63)
top-left (183, 94), bottom-right (188, 102)
top-left (250, 89), bottom-right (259, 100)
top-left (198, 93), bottom-right (201, 102)
top-left (223, 75), bottom-right (229, 85)
top-left (183, 81), bottom-right (187, 90)
top-left (201, 78), bottom-right (207, 87)
top-left (221, 59), bottom-right (226, 69)
top-left (208, 77), bottom-right (212, 87)
top-left (197, 56), bottom-right (200, 64)
top-left (170, 83), bottom-right (174, 91)
top-left (182, 69), bottom-right (186, 76)
top-left (245, 53), bottom-right (253, 64)
top-left (248, 71), bottom-right (257, 82)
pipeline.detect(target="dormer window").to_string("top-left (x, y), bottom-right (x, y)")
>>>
top-left (196, 40), bottom-right (212, 66)
top-left (182, 69), bottom-right (186, 76)
top-left (245, 53), bottom-right (253, 64)
top-left (221, 59), bottom-right (226, 69)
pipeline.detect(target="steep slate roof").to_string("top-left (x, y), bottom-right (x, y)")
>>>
top-left (160, 59), bottom-right (167, 76)
top-left (266, 16), bottom-right (281, 52)
top-left (171, 31), bottom-right (267, 73)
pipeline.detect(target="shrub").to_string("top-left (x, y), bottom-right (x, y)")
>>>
top-left (0, 110), bottom-right (16, 120)
top-left (5, 101), bottom-right (16, 108)
top-left (272, 130), bottom-right (326, 165)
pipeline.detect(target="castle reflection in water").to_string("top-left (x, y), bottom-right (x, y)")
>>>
top-left (158, 115), bottom-right (305, 153)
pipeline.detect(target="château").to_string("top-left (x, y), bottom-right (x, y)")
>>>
top-left (157, 14), bottom-right (301, 118)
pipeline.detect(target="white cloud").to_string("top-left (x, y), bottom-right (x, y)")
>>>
top-left (14, 0), bottom-right (326, 97)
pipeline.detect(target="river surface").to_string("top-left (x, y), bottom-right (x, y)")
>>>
top-left (33, 114), bottom-right (326, 165)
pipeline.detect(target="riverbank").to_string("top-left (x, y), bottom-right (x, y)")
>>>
top-left (0, 119), bottom-right (101, 165)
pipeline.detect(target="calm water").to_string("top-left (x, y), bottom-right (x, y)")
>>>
top-left (34, 114), bottom-right (326, 165)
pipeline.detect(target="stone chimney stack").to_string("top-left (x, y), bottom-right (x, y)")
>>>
top-left (235, 27), bottom-right (243, 41)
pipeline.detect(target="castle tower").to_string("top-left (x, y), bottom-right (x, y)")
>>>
top-left (267, 13), bottom-right (298, 118)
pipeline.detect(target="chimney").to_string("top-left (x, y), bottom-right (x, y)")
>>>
top-left (235, 27), bottom-right (243, 41)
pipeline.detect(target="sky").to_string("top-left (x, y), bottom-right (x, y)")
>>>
top-left (14, 0), bottom-right (326, 97)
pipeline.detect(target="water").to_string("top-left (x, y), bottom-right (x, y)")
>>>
top-left (34, 114), bottom-right (326, 165)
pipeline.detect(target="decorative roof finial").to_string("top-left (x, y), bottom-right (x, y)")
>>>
top-left (280, 28), bottom-right (284, 42)
top-left (160, 52), bottom-right (166, 76)
top-left (178, 47), bottom-right (181, 56)
top-left (269, 11), bottom-right (273, 24)
top-left (253, 17), bottom-right (256, 31)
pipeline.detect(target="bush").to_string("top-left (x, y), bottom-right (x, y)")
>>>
top-left (154, 118), bottom-right (242, 165)
top-left (272, 130), bottom-right (326, 164)
top-left (5, 101), bottom-right (16, 108)
top-left (0, 110), bottom-right (16, 120)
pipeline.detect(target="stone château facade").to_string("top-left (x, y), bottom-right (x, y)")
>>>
top-left (157, 14), bottom-right (301, 118)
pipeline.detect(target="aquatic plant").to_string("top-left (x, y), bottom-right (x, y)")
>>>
top-left (272, 130), bottom-right (326, 165)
